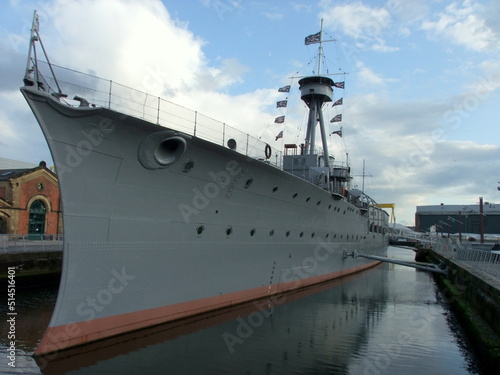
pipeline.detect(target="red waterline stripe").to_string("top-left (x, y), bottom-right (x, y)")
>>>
top-left (35, 261), bottom-right (380, 356)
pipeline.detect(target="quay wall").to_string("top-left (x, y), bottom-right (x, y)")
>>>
top-left (0, 251), bottom-right (62, 288)
top-left (430, 250), bottom-right (500, 374)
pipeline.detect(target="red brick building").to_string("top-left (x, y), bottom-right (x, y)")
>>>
top-left (0, 161), bottom-right (62, 237)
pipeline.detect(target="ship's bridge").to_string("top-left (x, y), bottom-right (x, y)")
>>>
top-left (282, 143), bottom-right (351, 195)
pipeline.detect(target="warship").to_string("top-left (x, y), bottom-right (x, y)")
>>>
top-left (21, 12), bottom-right (388, 355)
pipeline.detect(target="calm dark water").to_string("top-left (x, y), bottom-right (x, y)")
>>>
top-left (1, 247), bottom-right (485, 374)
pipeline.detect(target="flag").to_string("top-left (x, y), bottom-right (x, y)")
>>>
top-left (330, 114), bottom-right (342, 123)
top-left (275, 131), bottom-right (283, 141)
top-left (274, 115), bottom-right (285, 123)
top-left (278, 85), bottom-right (290, 92)
top-left (276, 100), bottom-right (287, 108)
top-left (305, 32), bottom-right (321, 45)
top-left (331, 128), bottom-right (342, 137)
top-left (333, 81), bottom-right (345, 89)
top-left (332, 98), bottom-right (343, 107)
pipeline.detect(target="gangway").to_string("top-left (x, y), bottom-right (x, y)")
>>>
top-left (387, 227), bottom-right (439, 246)
top-left (378, 203), bottom-right (439, 246)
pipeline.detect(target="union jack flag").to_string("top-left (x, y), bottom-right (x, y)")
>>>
top-left (305, 32), bottom-right (321, 45)
top-left (332, 98), bottom-right (343, 107)
top-left (274, 115), bottom-right (285, 124)
top-left (330, 114), bottom-right (342, 123)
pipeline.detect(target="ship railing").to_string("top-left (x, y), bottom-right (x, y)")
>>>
top-left (432, 237), bottom-right (500, 282)
top-left (1, 234), bottom-right (64, 253)
top-left (30, 60), bottom-right (283, 168)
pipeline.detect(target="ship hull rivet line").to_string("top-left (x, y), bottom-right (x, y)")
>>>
top-left (342, 250), bottom-right (448, 275)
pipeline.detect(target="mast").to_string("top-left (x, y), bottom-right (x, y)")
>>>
top-left (24, 10), bottom-right (40, 85)
top-left (299, 19), bottom-right (333, 169)
top-left (317, 18), bottom-right (323, 75)
top-left (24, 10), bottom-right (63, 94)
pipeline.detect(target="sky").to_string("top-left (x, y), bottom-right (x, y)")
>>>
top-left (1, 0), bottom-right (500, 225)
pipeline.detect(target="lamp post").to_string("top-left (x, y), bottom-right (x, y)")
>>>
top-left (479, 197), bottom-right (484, 244)
top-left (438, 220), bottom-right (451, 237)
top-left (447, 215), bottom-right (463, 242)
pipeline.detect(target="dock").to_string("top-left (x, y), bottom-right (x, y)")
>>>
top-left (0, 235), bottom-right (62, 288)
top-left (388, 228), bottom-right (500, 372)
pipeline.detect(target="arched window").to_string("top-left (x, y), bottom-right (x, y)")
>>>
top-left (0, 216), bottom-right (6, 234)
top-left (29, 200), bottom-right (46, 239)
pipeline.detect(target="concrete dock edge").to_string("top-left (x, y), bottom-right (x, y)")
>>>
top-left (431, 250), bottom-right (500, 374)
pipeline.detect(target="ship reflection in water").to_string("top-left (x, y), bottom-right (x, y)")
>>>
top-left (1, 247), bottom-right (484, 375)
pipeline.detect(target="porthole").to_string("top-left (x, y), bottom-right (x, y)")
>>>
top-left (311, 232), bottom-right (315, 238)
top-left (245, 178), bottom-right (254, 189)
top-left (226, 226), bottom-right (233, 236)
top-left (286, 230), bottom-right (290, 237)
top-left (328, 204), bottom-right (332, 210)
top-left (326, 233), bottom-right (330, 239)
top-left (196, 225), bottom-right (204, 235)
top-left (300, 232), bottom-right (304, 238)
top-left (269, 229), bottom-right (275, 236)
top-left (293, 193), bottom-right (298, 198)
top-left (272, 186), bottom-right (279, 192)
top-left (306, 197), bottom-right (310, 202)
top-left (343, 210), bottom-right (346, 214)
top-left (250, 228), bottom-right (256, 236)
top-left (316, 200), bottom-right (321, 206)
top-left (334, 234), bottom-right (337, 239)
top-left (227, 138), bottom-right (237, 150)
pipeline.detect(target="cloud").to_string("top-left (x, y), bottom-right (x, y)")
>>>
top-left (319, 0), bottom-right (397, 52)
top-left (263, 12), bottom-right (283, 20)
top-left (421, 0), bottom-right (500, 52)
top-left (40, 0), bottom-right (207, 95)
top-left (364, 137), bottom-right (500, 225)
top-left (0, 91), bottom-right (52, 164)
top-left (337, 84), bottom-right (500, 225)
top-left (355, 61), bottom-right (397, 87)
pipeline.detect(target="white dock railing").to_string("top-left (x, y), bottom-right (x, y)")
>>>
top-left (1, 234), bottom-right (63, 253)
top-left (433, 237), bottom-right (500, 283)
top-left (387, 227), bottom-right (500, 282)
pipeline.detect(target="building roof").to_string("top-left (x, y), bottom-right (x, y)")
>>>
top-left (0, 168), bottom-right (32, 181)
top-left (0, 161), bottom-right (56, 182)
top-left (416, 203), bottom-right (500, 215)
top-left (0, 157), bottom-right (37, 169)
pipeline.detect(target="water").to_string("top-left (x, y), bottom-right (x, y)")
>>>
top-left (1, 247), bottom-right (485, 374)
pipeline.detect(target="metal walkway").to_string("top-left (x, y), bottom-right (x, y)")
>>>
top-left (387, 227), bottom-right (438, 245)
top-left (385, 228), bottom-right (500, 283)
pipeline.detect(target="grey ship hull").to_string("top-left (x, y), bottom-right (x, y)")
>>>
top-left (22, 86), bottom-right (387, 355)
